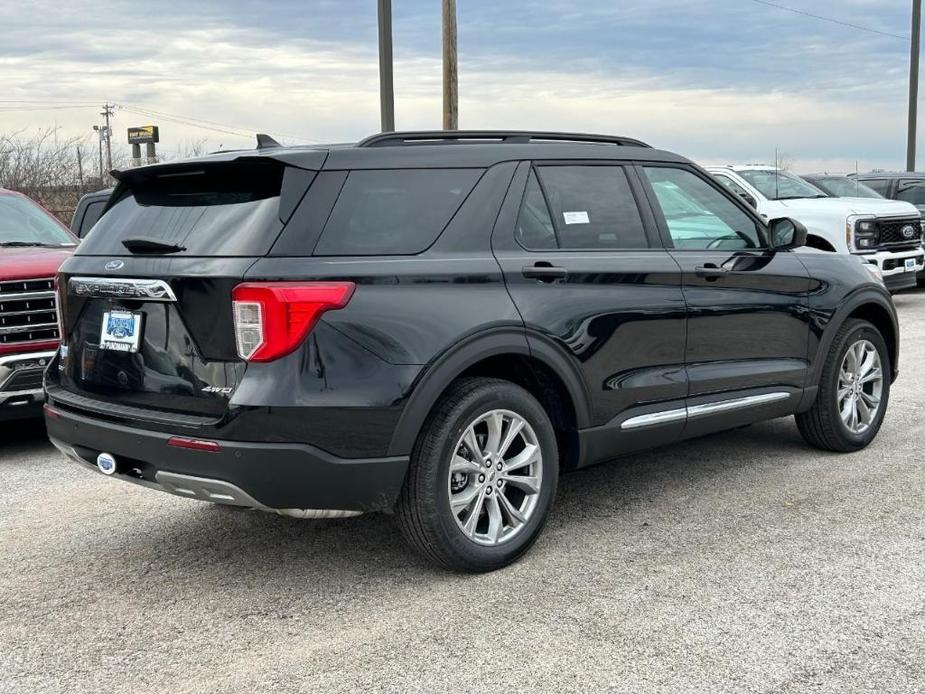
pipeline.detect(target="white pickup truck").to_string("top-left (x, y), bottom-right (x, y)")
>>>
top-left (708, 165), bottom-right (925, 292)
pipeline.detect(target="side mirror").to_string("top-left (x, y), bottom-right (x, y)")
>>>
top-left (768, 217), bottom-right (807, 251)
top-left (738, 192), bottom-right (757, 208)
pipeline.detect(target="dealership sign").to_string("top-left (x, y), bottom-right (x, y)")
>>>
top-left (127, 125), bottom-right (160, 145)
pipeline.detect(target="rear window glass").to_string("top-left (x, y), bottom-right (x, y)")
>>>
top-left (313, 168), bottom-right (481, 256)
top-left (76, 162), bottom-right (285, 256)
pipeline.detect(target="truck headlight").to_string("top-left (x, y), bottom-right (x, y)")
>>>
top-left (846, 215), bottom-right (878, 250)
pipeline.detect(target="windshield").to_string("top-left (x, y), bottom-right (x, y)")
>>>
top-left (0, 194), bottom-right (75, 246)
top-left (736, 169), bottom-right (827, 201)
top-left (810, 177), bottom-right (884, 199)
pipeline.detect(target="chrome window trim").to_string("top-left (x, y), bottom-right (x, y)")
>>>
top-left (68, 277), bottom-right (177, 302)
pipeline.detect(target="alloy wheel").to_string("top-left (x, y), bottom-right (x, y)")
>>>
top-left (837, 338), bottom-right (883, 435)
top-left (447, 409), bottom-right (543, 546)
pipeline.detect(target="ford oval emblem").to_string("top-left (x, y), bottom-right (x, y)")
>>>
top-left (902, 225), bottom-right (916, 239)
top-left (105, 260), bottom-right (124, 270)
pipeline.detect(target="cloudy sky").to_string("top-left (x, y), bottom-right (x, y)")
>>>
top-left (0, 0), bottom-right (918, 171)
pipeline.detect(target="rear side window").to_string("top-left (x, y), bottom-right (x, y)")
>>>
top-left (896, 179), bottom-right (925, 205)
top-left (78, 200), bottom-right (107, 238)
top-left (76, 161), bottom-right (286, 256)
top-left (313, 169), bottom-right (481, 256)
top-left (532, 165), bottom-right (649, 249)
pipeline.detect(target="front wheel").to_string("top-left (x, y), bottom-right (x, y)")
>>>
top-left (396, 377), bottom-right (559, 572)
top-left (796, 319), bottom-right (890, 452)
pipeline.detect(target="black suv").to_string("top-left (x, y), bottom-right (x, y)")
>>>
top-left (45, 131), bottom-right (898, 572)
top-left (849, 171), bottom-right (925, 212)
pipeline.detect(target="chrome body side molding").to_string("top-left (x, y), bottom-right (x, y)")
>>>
top-left (621, 391), bottom-right (792, 430)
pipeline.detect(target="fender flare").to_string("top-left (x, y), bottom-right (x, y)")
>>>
top-left (386, 327), bottom-right (591, 456)
top-left (807, 285), bottom-right (898, 387)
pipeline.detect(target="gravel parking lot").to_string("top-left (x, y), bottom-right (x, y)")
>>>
top-left (2, 292), bottom-right (924, 694)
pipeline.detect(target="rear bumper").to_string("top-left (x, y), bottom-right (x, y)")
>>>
top-left (0, 350), bottom-right (56, 420)
top-left (44, 404), bottom-right (409, 515)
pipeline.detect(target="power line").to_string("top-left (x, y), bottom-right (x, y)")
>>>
top-left (747, 0), bottom-right (910, 41)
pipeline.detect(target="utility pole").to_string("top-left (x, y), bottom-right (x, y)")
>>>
top-left (378, 0), bottom-right (395, 132)
top-left (100, 103), bottom-right (114, 173)
top-left (908, 0), bottom-right (921, 171)
top-left (442, 0), bottom-right (458, 130)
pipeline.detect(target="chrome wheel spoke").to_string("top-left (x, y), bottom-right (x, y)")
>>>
top-left (484, 411), bottom-right (504, 457)
top-left (503, 443), bottom-right (539, 473)
top-left (860, 390), bottom-right (880, 407)
top-left (451, 484), bottom-right (481, 513)
top-left (485, 493), bottom-right (503, 543)
top-left (501, 474), bottom-right (540, 495)
top-left (462, 493), bottom-right (486, 537)
top-left (859, 368), bottom-right (882, 385)
top-left (462, 427), bottom-right (483, 460)
top-left (451, 454), bottom-right (483, 475)
top-left (497, 489), bottom-right (528, 526)
top-left (498, 418), bottom-right (525, 458)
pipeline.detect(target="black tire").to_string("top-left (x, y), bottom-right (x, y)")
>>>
top-left (396, 377), bottom-right (559, 572)
top-left (796, 319), bottom-right (890, 452)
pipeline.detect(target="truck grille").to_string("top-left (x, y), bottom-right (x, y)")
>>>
top-left (876, 217), bottom-right (923, 247)
top-left (0, 278), bottom-right (59, 347)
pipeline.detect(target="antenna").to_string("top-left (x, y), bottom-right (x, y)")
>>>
top-left (775, 147), bottom-right (780, 200)
top-left (856, 159), bottom-right (859, 196)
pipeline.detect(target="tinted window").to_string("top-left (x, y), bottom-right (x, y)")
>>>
top-left (314, 169), bottom-right (481, 256)
top-left (515, 171), bottom-right (557, 249)
top-left (896, 179), bottom-right (925, 205)
top-left (644, 167), bottom-right (763, 250)
top-left (535, 165), bottom-right (648, 249)
top-left (809, 177), bottom-right (882, 199)
top-left (79, 200), bottom-right (107, 237)
top-left (77, 161), bottom-right (286, 256)
top-left (859, 178), bottom-right (890, 195)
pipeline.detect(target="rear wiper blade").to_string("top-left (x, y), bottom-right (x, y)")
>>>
top-left (121, 237), bottom-right (186, 254)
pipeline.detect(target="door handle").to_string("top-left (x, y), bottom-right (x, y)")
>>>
top-left (522, 263), bottom-right (568, 282)
top-left (695, 263), bottom-right (728, 280)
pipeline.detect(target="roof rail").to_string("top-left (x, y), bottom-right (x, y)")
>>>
top-left (356, 130), bottom-right (651, 149)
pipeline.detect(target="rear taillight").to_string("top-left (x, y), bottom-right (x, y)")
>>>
top-left (231, 282), bottom-right (355, 362)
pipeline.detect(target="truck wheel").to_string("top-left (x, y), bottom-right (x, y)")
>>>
top-left (796, 319), bottom-right (890, 452)
top-left (396, 377), bottom-right (558, 572)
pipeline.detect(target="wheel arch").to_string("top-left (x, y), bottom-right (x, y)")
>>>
top-left (810, 289), bottom-right (899, 386)
top-left (387, 328), bottom-right (590, 469)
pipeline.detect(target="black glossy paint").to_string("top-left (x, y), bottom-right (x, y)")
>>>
top-left (46, 139), bottom-right (899, 511)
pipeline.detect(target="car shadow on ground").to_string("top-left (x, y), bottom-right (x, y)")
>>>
top-left (81, 416), bottom-right (815, 587)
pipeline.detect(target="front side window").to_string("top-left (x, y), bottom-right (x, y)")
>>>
top-left (644, 167), bottom-right (763, 250)
top-left (859, 178), bottom-right (890, 196)
top-left (736, 169), bottom-right (826, 201)
top-left (812, 177), bottom-right (883, 199)
top-left (896, 179), bottom-right (925, 205)
top-left (533, 165), bottom-right (648, 249)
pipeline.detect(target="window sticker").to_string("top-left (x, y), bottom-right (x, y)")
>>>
top-left (563, 211), bottom-right (590, 225)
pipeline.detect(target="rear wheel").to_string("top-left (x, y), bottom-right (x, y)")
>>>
top-left (396, 378), bottom-right (558, 572)
top-left (796, 319), bottom-right (890, 452)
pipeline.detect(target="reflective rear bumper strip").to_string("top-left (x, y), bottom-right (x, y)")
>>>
top-left (621, 391), bottom-right (791, 430)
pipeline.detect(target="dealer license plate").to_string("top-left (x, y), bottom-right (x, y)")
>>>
top-left (99, 310), bottom-right (143, 353)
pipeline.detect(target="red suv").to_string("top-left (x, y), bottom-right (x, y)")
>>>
top-left (0, 189), bottom-right (76, 419)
